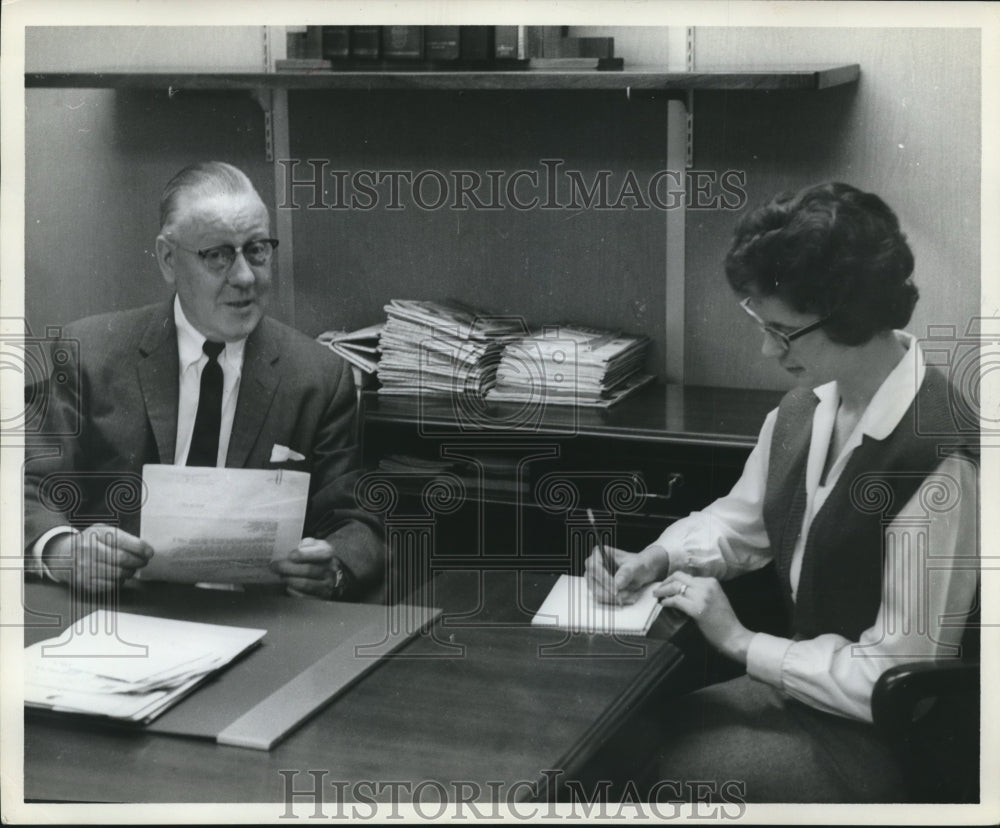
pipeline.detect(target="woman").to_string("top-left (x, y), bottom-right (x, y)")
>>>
top-left (586, 182), bottom-right (978, 802)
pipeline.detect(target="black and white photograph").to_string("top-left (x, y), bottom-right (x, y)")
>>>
top-left (2, 1), bottom-right (997, 823)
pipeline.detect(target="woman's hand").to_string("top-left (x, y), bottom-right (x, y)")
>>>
top-left (654, 572), bottom-right (754, 664)
top-left (584, 543), bottom-right (670, 606)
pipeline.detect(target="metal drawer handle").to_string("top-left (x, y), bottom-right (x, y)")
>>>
top-left (631, 472), bottom-right (683, 502)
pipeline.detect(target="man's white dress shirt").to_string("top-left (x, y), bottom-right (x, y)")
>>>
top-left (172, 296), bottom-right (245, 466)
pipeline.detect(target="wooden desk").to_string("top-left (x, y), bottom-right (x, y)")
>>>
top-left (23, 570), bottom-right (686, 804)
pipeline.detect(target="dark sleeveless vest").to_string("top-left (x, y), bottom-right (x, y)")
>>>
top-left (761, 366), bottom-right (977, 642)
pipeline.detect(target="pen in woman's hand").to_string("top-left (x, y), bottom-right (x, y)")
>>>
top-left (587, 508), bottom-right (617, 576)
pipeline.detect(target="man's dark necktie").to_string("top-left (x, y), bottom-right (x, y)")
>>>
top-left (187, 340), bottom-right (225, 467)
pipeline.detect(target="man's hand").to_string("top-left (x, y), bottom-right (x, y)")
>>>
top-left (45, 524), bottom-right (153, 594)
top-left (584, 543), bottom-right (669, 606)
top-left (271, 537), bottom-right (351, 600)
top-left (653, 573), bottom-right (754, 664)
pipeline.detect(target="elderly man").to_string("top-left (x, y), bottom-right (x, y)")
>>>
top-left (24, 161), bottom-right (383, 601)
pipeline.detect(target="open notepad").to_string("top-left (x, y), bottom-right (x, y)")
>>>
top-left (531, 574), bottom-right (663, 635)
top-left (25, 611), bottom-right (265, 723)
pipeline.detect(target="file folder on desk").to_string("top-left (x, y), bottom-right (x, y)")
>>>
top-left (24, 612), bottom-right (266, 724)
top-left (24, 587), bottom-right (441, 752)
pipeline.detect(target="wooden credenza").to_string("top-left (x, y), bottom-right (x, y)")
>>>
top-left (359, 383), bottom-right (784, 602)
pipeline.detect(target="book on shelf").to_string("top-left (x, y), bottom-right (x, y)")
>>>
top-left (381, 26), bottom-right (424, 60)
top-left (350, 26), bottom-right (381, 60)
top-left (459, 26), bottom-right (494, 61)
top-left (25, 611), bottom-right (265, 724)
top-left (424, 26), bottom-right (461, 61)
top-left (280, 26), bottom-right (621, 72)
top-left (532, 574), bottom-right (663, 635)
top-left (494, 26), bottom-right (526, 60)
top-left (317, 322), bottom-right (383, 375)
top-left (525, 26), bottom-right (564, 59)
top-left (321, 26), bottom-right (350, 60)
top-left (286, 26), bottom-right (324, 61)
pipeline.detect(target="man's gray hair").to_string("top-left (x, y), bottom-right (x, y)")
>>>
top-left (159, 161), bottom-right (261, 231)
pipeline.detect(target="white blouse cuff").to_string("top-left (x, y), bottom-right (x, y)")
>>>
top-left (746, 632), bottom-right (793, 688)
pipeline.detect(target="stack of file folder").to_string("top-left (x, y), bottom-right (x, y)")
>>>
top-left (377, 299), bottom-right (522, 397)
top-left (24, 611), bottom-right (265, 724)
top-left (488, 325), bottom-right (653, 408)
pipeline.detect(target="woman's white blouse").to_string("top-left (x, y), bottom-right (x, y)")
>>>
top-left (654, 333), bottom-right (979, 722)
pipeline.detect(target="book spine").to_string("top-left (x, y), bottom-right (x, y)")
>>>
top-left (424, 25), bottom-right (460, 61)
top-left (285, 26), bottom-right (307, 60)
top-left (381, 26), bottom-right (424, 60)
top-left (303, 26), bottom-right (323, 59)
top-left (459, 26), bottom-right (494, 61)
top-left (494, 26), bottom-right (519, 60)
top-left (524, 25), bottom-right (564, 58)
top-left (349, 25), bottom-right (381, 60)
top-left (321, 26), bottom-right (350, 60)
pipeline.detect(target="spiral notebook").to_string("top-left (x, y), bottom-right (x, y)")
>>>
top-left (531, 574), bottom-right (663, 635)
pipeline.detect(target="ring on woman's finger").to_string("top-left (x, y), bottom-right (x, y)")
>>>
top-left (678, 583), bottom-right (688, 597)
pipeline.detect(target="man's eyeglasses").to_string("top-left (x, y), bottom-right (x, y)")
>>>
top-left (739, 296), bottom-right (831, 353)
top-left (171, 238), bottom-right (279, 273)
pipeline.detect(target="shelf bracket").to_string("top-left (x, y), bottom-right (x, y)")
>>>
top-left (685, 90), bottom-right (694, 168)
top-left (249, 87), bottom-right (275, 162)
top-left (685, 27), bottom-right (695, 168)
top-left (251, 24), bottom-right (282, 162)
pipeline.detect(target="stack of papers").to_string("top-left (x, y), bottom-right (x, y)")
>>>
top-left (25, 611), bottom-right (265, 723)
top-left (532, 574), bottom-right (663, 635)
top-left (377, 299), bottom-right (523, 397)
top-left (317, 323), bottom-right (384, 375)
top-left (139, 465), bottom-right (310, 585)
top-left (488, 325), bottom-right (653, 408)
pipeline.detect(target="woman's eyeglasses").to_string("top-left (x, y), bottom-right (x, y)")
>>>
top-left (739, 297), bottom-right (831, 354)
top-left (170, 238), bottom-right (279, 273)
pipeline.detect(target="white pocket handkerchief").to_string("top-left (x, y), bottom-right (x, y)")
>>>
top-left (270, 444), bottom-right (306, 463)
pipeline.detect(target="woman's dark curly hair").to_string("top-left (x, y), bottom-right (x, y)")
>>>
top-left (724, 182), bottom-right (918, 345)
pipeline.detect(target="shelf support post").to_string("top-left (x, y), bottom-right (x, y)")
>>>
top-left (663, 25), bottom-right (691, 383)
top-left (686, 26), bottom-right (695, 168)
top-left (249, 88), bottom-right (275, 161)
top-left (258, 25), bottom-right (296, 322)
top-left (665, 98), bottom-right (687, 385)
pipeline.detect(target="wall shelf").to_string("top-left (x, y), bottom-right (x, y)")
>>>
top-left (362, 383), bottom-right (783, 450)
top-left (24, 61), bottom-right (859, 385)
top-left (24, 64), bottom-right (859, 93)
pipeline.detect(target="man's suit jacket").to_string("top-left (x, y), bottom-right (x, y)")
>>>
top-left (24, 299), bottom-right (384, 596)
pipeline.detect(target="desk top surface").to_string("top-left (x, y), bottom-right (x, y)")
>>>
top-left (363, 383), bottom-right (784, 449)
top-left (22, 570), bottom-right (685, 804)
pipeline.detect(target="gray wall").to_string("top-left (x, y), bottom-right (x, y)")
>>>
top-left (24, 26), bottom-right (981, 391)
top-left (687, 27), bottom-right (980, 390)
top-left (25, 88), bottom-right (279, 331)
